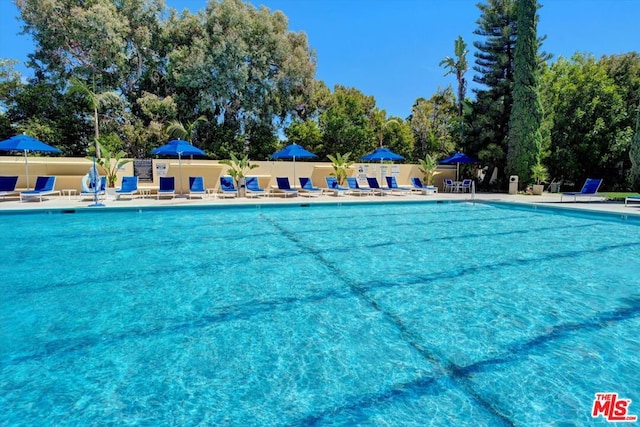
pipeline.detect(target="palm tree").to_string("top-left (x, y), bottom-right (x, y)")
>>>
top-left (327, 152), bottom-right (354, 185)
top-left (68, 77), bottom-right (120, 158)
top-left (378, 118), bottom-right (400, 147)
top-left (165, 116), bottom-right (208, 142)
top-left (439, 36), bottom-right (468, 118)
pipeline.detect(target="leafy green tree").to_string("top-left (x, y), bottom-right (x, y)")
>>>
top-left (17, 0), bottom-right (163, 98)
top-left (507, 0), bottom-right (544, 184)
top-left (540, 54), bottom-right (628, 189)
top-left (5, 78), bottom-right (90, 154)
top-left (285, 119), bottom-right (323, 154)
top-left (409, 88), bottom-right (457, 160)
top-left (439, 36), bottom-right (468, 118)
top-left (318, 85), bottom-right (377, 160)
top-left (165, 0), bottom-right (316, 147)
top-left (0, 59), bottom-right (22, 110)
top-left (380, 117), bottom-right (415, 161)
top-left (630, 103), bottom-right (640, 191)
top-left (0, 59), bottom-right (23, 138)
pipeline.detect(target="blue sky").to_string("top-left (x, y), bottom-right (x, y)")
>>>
top-left (1, 0), bottom-right (639, 119)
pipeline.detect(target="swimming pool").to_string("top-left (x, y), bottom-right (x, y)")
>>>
top-left (1, 201), bottom-right (638, 425)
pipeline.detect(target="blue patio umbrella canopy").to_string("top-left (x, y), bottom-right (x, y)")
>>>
top-left (440, 152), bottom-right (478, 181)
top-left (361, 147), bottom-right (404, 181)
top-left (152, 139), bottom-right (206, 194)
top-left (0, 134), bottom-right (62, 189)
top-left (361, 147), bottom-right (405, 162)
top-left (270, 143), bottom-right (317, 185)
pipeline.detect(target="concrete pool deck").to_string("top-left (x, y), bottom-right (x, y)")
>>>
top-left (1, 190), bottom-right (640, 218)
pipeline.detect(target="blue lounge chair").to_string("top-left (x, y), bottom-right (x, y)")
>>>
top-left (299, 177), bottom-right (322, 197)
top-left (246, 176), bottom-right (268, 197)
top-left (560, 178), bottom-right (603, 202)
top-left (219, 176), bottom-right (238, 198)
top-left (157, 176), bottom-right (175, 199)
top-left (410, 177), bottom-right (438, 195)
top-left (188, 176), bottom-right (206, 199)
top-left (624, 195), bottom-right (640, 207)
top-left (20, 176), bottom-right (60, 202)
top-left (346, 177), bottom-right (372, 196)
top-left (325, 176), bottom-right (348, 196)
top-left (0, 175), bottom-right (18, 199)
top-left (275, 177), bottom-right (298, 197)
top-left (80, 176), bottom-right (107, 200)
top-left (366, 177), bottom-right (392, 196)
top-left (385, 176), bottom-right (411, 195)
top-left (115, 176), bottom-right (139, 199)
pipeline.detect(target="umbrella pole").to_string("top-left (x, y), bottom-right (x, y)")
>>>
top-left (293, 156), bottom-right (296, 188)
top-left (178, 152), bottom-right (183, 195)
top-left (24, 150), bottom-right (30, 190)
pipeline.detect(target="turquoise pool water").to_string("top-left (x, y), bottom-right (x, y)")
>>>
top-left (1, 202), bottom-right (638, 426)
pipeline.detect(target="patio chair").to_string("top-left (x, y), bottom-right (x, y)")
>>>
top-left (188, 176), bottom-right (206, 199)
top-left (410, 177), bottom-right (438, 195)
top-left (459, 179), bottom-right (472, 193)
top-left (346, 177), bottom-right (372, 196)
top-left (274, 177), bottom-right (298, 197)
top-left (20, 176), bottom-right (60, 202)
top-left (443, 178), bottom-right (456, 193)
top-left (385, 176), bottom-right (411, 195)
top-left (298, 177), bottom-right (322, 197)
top-left (325, 176), bottom-right (348, 196)
top-left (560, 178), bottom-right (604, 202)
top-left (366, 177), bottom-right (392, 196)
top-left (157, 176), bottom-right (175, 199)
top-left (245, 176), bottom-right (268, 197)
top-left (115, 176), bottom-right (139, 200)
top-left (219, 176), bottom-right (238, 198)
top-left (0, 175), bottom-right (18, 199)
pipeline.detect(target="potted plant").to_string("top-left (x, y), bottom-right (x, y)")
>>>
top-left (531, 162), bottom-right (549, 195)
top-left (219, 153), bottom-right (258, 197)
top-left (327, 152), bottom-right (353, 185)
top-left (94, 142), bottom-right (132, 198)
top-left (418, 153), bottom-right (438, 185)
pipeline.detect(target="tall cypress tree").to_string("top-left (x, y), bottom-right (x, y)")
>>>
top-left (507, 0), bottom-right (543, 183)
top-left (467, 0), bottom-right (518, 188)
top-left (630, 103), bottom-right (640, 192)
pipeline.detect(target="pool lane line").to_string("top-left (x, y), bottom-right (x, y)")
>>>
top-left (262, 214), bottom-right (517, 426)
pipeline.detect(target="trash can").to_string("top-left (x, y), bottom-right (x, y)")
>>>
top-left (509, 175), bottom-right (518, 194)
top-left (548, 182), bottom-right (560, 193)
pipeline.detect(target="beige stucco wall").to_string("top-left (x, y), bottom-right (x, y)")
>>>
top-left (0, 156), bottom-right (458, 193)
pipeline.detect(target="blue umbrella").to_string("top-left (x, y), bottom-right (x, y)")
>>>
top-left (270, 143), bottom-right (317, 186)
top-left (152, 139), bottom-right (206, 195)
top-left (361, 147), bottom-right (404, 182)
top-left (361, 147), bottom-right (405, 162)
top-left (0, 133), bottom-right (61, 189)
top-left (440, 152), bottom-right (478, 181)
